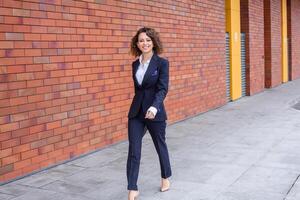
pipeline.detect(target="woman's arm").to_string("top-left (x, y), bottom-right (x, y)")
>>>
top-left (151, 58), bottom-right (169, 111)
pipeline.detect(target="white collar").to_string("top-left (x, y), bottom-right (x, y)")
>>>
top-left (139, 53), bottom-right (153, 65)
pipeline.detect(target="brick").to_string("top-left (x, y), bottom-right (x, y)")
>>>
top-left (41, 34), bottom-right (56, 41)
top-left (0, 164), bottom-right (14, 176)
top-left (14, 159), bottom-right (31, 170)
top-left (8, 81), bottom-right (26, 90)
top-left (28, 110), bottom-right (44, 119)
top-left (4, 16), bottom-right (23, 24)
top-left (16, 73), bottom-right (34, 81)
top-left (13, 25), bottom-right (31, 33)
top-left (46, 121), bottom-right (61, 130)
top-left (69, 136), bottom-right (82, 145)
top-left (1, 169), bottom-right (22, 181)
top-left (16, 57), bottom-right (33, 65)
top-left (45, 106), bottom-right (60, 115)
top-left (39, 158), bottom-right (56, 169)
top-left (2, 154), bottom-right (20, 165)
top-left (53, 112), bottom-right (68, 120)
top-left (42, 49), bottom-right (57, 56)
top-left (0, 115), bottom-right (10, 125)
top-left (19, 117), bottom-right (37, 129)
top-left (7, 65), bottom-right (26, 74)
top-left (34, 71), bottom-right (49, 79)
top-left (24, 33), bottom-right (41, 41)
top-left (36, 101), bottom-right (52, 110)
top-left (24, 49), bottom-right (42, 56)
top-left (21, 149), bottom-right (38, 160)
top-left (18, 88), bottom-right (36, 97)
top-left (23, 17), bottom-right (40, 25)
top-left (0, 24), bottom-right (13, 32)
top-left (31, 154), bottom-right (48, 164)
top-left (0, 41), bottom-right (14, 49)
top-left (22, 1), bottom-right (39, 9)
top-left (38, 130), bottom-right (53, 139)
top-left (12, 127), bottom-right (29, 138)
top-left (30, 139), bottom-right (47, 149)
top-left (0, 107), bottom-right (19, 117)
top-left (0, 122), bottom-right (19, 132)
top-left (0, 148), bottom-right (13, 159)
top-left (20, 164), bottom-right (39, 175)
top-left (5, 33), bottom-right (24, 40)
top-left (3, 0), bottom-right (22, 8)
top-left (10, 112), bottom-right (29, 122)
top-left (13, 143), bottom-right (30, 154)
top-left (62, 13), bottom-right (75, 20)
top-left (46, 135), bottom-right (61, 144)
top-left (12, 9), bottom-right (30, 17)
top-left (17, 103), bottom-right (36, 113)
top-left (38, 144), bottom-right (54, 154)
top-left (31, 26), bottom-right (47, 33)
top-left (0, 8), bottom-right (13, 16)
top-left (14, 41), bottom-right (32, 48)
top-left (34, 56), bottom-right (50, 64)
top-left (63, 131), bottom-right (75, 140)
top-left (5, 49), bottom-right (25, 57)
top-left (0, 58), bottom-right (15, 65)
top-left (24, 94), bottom-right (43, 103)
top-left (50, 70), bottom-right (65, 77)
top-left (10, 96), bottom-right (28, 106)
top-left (76, 141), bottom-right (89, 149)
top-left (29, 124), bottom-right (46, 134)
top-left (54, 154), bottom-right (70, 163)
top-left (26, 80), bottom-right (43, 88)
top-left (0, 99), bottom-right (10, 108)
top-left (48, 149), bottom-right (63, 158)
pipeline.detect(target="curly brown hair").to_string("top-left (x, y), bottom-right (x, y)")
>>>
top-left (130, 27), bottom-right (163, 57)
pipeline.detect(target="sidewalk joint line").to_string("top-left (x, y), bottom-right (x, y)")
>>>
top-left (284, 174), bottom-right (300, 200)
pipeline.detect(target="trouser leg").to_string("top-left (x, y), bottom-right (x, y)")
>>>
top-left (146, 121), bottom-right (172, 178)
top-left (127, 117), bottom-right (145, 190)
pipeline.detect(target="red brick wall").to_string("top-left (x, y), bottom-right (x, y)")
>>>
top-left (289, 0), bottom-right (300, 80)
top-left (264, 0), bottom-right (282, 88)
top-left (0, 0), bottom-right (226, 182)
top-left (241, 0), bottom-right (265, 95)
top-left (288, 0), bottom-right (291, 80)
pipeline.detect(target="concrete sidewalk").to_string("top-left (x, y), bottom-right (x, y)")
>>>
top-left (1, 79), bottom-right (300, 200)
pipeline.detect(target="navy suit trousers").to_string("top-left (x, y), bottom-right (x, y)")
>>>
top-left (127, 111), bottom-right (172, 190)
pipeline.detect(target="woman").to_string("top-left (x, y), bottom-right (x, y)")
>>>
top-left (127, 27), bottom-right (172, 200)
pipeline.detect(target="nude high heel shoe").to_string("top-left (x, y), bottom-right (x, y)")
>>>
top-left (160, 178), bottom-right (170, 192)
top-left (128, 190), bottom-right (139, 200)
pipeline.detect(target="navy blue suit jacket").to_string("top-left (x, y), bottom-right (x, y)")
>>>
top-left (128, 54), bottom-right (169, 121)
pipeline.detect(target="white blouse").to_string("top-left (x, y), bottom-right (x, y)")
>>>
top-left (136, 55), bottom-right (151, 85)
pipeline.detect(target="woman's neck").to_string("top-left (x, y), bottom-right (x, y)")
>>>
top-left (141, 51), bottom-right (153, 63)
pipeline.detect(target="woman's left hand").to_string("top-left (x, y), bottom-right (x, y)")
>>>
top-left (145, 110), bottom-right (155, 119)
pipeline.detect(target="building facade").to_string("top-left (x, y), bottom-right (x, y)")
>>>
top-left (0, 0), bottom-right (300, 183)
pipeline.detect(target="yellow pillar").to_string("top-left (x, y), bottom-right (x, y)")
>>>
top-left (282, 0), bottom-right (288, 82)
top-left (226, 0), bottom-right (242, 100)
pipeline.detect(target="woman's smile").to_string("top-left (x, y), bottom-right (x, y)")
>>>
top-left (137, 32), bottom-right (153, 54)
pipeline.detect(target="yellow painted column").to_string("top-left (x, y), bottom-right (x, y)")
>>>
top-left (225, 0), bottom-right (242, 100)
top-left (282, 0), bottom-right (288, 82)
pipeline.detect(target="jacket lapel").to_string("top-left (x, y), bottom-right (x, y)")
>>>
top-left (133, 60), bottom-right (140, 86)
top-left (142, 54), bottom-right (158, 86)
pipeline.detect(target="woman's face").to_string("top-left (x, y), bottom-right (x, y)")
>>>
top-left (137, 32), bottom-right (153, 54)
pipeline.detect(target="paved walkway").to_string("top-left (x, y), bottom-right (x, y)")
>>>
top-left (1, 79), bottom-right (300, 200)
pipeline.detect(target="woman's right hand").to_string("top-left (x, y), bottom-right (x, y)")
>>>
top-left (145, 110), bottom-right (155, 119)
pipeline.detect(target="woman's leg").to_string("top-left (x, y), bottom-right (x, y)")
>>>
top-left (127, 117), bottom-right (145, 191)
top-left (146, 120), bottom-right (172, 179)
